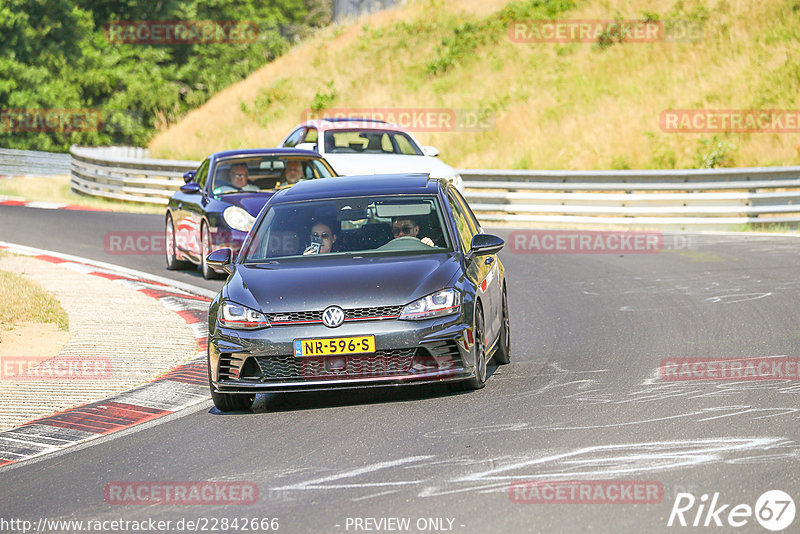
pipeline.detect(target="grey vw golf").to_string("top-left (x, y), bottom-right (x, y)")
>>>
top-left (206, 174), bottom-right (510, 411)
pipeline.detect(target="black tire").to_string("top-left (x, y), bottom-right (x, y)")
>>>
top-left (165, 215), bottom-right (190, 270)
top-left (208, 359), bottom-right (254, 412)
top-left (494, 285), bottom-right (511, 365)
top-left (200, 222), bottom-right (222, 280)
top-left (211, 388), bottom-right (255, 412)
top-left (454, 304), bottom-right (487, 391)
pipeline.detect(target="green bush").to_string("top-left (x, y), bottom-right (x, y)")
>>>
top-left (0, 0), bottom-right (330, 151)
top-left (310, 80), bottom-right (336, 112)
top-left (244, 78), bottom-right (292, 126)
top-left (695, 135), bottom-right (737, 168)
top-left (426, 0), bottom-right (576, 76)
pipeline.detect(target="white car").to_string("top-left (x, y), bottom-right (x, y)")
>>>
top-left (278, 118), bottom-right (463, 190)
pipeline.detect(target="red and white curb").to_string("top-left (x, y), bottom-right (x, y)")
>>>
top-left (0, 196), bottom-right (112, 212)
top-left (0, 242), bottom-right (217, 470)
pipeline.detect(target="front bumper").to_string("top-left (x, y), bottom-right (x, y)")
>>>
top-left (209, 314), bottom-right (475, 393)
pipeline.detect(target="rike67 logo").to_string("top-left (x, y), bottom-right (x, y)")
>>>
top-left (668, 490), bottom-right (795, 531)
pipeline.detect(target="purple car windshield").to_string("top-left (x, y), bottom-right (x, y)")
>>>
top-left (211, 156), bottom-right (334, 196)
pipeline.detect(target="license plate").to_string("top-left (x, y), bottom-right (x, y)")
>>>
top-left (294, 336), bottom-right (375, 357)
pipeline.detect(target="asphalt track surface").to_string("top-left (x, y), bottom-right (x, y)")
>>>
top-left (1, 204), bottom-right (799, 533)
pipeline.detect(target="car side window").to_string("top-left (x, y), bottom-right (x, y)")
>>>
top-left (394, 133), bottom-right (422, 155)
top-left (447, 191), bottom-right (475, 253)
top-left (381, 133), bottom-right (393, 152)
top-left (304, 128), bottom-right (318, 144)
top-left (283, 128), bottom-right (305, 147)
top-left (451, 188), bottom-right (481, 234)
top-left (309, 159), bottom-right (334, 178)
top-left (195, 159), bottom-right (210, 189)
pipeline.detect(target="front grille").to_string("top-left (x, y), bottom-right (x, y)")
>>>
top-left (425, 340), bottom-right (461, 359)
top-left (267, 305), bottom-right (403, 326)
top-left (417, 340), bottom-right (462, 370)
top-left (254, 348), bottom-right (416, 380)
top-left (218, 353), bottom-right (246, 380)
top-left (256, 355), bottom-right (299, 379)
top-left (267, 310), bottom-right (322, 324)
top-left (344, 305), bottom-right (404, 320)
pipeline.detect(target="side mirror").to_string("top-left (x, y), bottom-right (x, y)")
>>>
top-left (423, 146), bottom-right (440, 157)
top-left (183, 170), bottom-right (197, 183)
top-left (180, 182), bottom-right (202, 194)
top-left (295, 142), bottom-right (318, 153)
top-left (466, 234), bottom-right (504, 261)
top-left (206, 248), bottom-right (234, 274)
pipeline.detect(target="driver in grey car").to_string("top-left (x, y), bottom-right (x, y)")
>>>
top-left (391, 216), bottom-right (434, 247)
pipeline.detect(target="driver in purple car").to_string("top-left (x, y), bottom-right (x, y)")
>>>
top-left (229, 163), bottom-right (259, 192)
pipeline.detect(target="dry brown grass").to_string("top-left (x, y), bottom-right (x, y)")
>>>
top-left (0, 266), bottom-right (69, 342)
top-left (149, 0), bottom-right (800, 170)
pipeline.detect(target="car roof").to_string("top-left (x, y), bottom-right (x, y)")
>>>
top-left (319, 117), bottom-right (387, 124)
top-left (210, 148), bottom-right (322, 159)
top-left (273, 174), bottom-right (442, 202)
top-left (295, 119), bottom-right (411, 134)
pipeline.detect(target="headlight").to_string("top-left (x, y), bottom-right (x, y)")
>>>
top-left (219, 301), bottom-right (270, 329)
top-left (223, 206), bottom-right (256, 232)
top-left (399, 289), bottom-right (461, 320)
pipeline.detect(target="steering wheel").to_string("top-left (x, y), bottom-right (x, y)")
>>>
top-left (375, 236), bottom-right (432, 252)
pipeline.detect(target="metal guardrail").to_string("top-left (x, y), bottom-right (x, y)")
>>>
top-left (461, 168), bottom-right (800, 227)
top-left (0, 148), bottom-right (71, 176)
top-left (70, 146), bottom-right (198, 205)
top-left (69, 146), bottom-right (800, 228)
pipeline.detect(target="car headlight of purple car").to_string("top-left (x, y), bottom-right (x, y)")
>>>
top-left (223, 206), bottom-right (256, 232)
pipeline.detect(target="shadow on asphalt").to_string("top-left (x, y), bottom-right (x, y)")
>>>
top-left (208, 365), bottom-right (500, 415)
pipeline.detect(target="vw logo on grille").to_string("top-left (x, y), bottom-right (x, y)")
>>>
top-left (322, 306), bottom-right (345, 328)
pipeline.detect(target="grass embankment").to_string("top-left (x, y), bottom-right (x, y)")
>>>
top-left (149, 0), bottom-right (800, 170)
top-left (0, 176), bottom-right (164, 214)
top-left (0, 261), bottom-right (69, 343)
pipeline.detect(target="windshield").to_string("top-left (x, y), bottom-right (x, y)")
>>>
top-left (323, 129), bottom-right (423, 155)
top-left (210, 155), bottom-right (334, 196)
top-left (241, 195), bottom-right (452, 261)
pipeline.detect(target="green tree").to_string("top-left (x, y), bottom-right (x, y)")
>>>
top-left (0, 0), bottom-right (331, 151)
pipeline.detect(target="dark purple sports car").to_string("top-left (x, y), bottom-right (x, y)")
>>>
top-left (165, 148), bottom-right (337, 278)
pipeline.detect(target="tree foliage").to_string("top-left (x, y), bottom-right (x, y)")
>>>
top-left (0, 0), bottom-right (331, 151)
